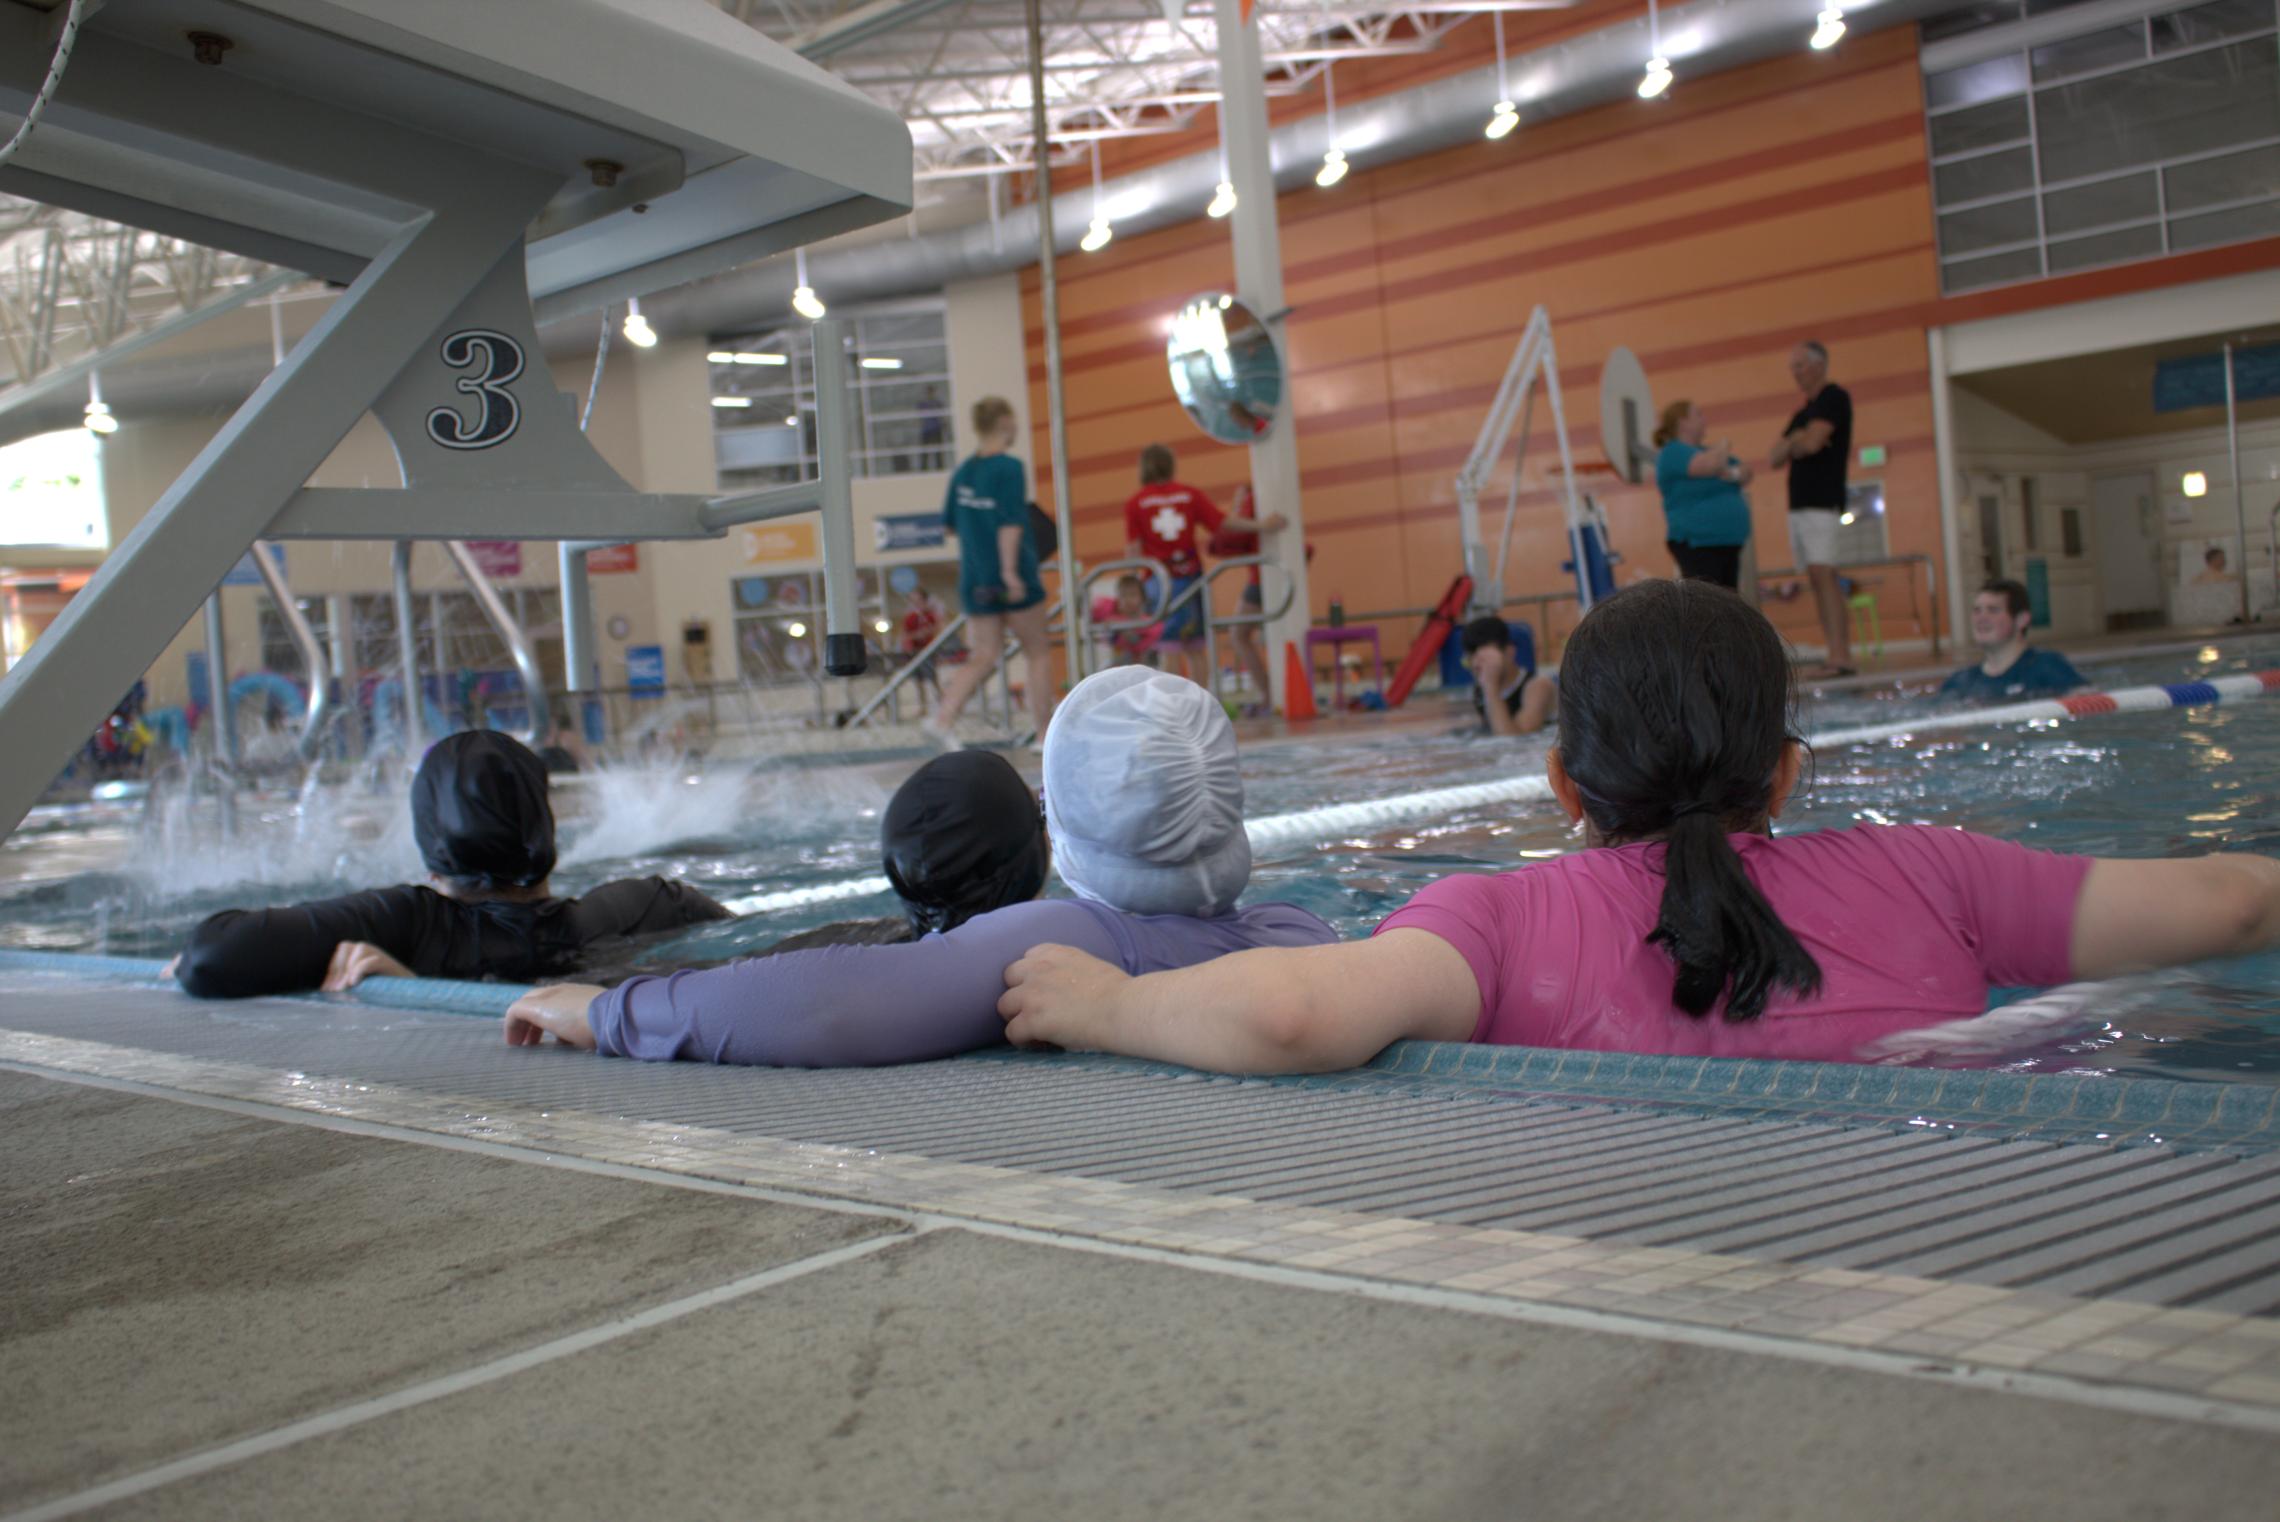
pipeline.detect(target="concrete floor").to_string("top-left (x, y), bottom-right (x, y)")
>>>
top-left (7, 1068), bottom-right (2280, 1522)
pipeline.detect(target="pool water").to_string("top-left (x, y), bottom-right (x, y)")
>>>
top-left (4, 635), bottom-right (2277, 1084)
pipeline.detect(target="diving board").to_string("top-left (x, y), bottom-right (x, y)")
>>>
top-left (0, 0), bottom-right (914, 836)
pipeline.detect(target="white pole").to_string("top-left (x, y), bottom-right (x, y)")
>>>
top-left (1214, 0), bottom-right (1310, 709)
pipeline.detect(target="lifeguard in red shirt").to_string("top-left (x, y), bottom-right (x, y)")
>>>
top-left (1122, 443), bottom-right (1282, 683)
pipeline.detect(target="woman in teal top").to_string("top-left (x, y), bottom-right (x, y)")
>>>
top-left (926, 394), bottom-right (1054, 748)
top-left (1652, 400), bottom-right (1754, 591)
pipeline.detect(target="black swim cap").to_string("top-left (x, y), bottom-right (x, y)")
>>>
top-left (881, 750), bottom-right (1047, 936)
top-left (410, 731), bottom-right (557, 889)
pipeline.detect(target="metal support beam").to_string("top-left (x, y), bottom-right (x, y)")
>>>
top-left (2227, 339), bottom-right (2251, 626)
top-left (811, 318), bottom-right (867, 676)
top-left (443, 540), bottom-right (551, 746)
top-left (249, 542), bottom-right (331, 759)
top-left (0, 166), bottom-right (556, 839)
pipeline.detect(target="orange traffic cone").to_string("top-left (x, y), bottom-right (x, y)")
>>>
top-left (1282, 641), bottom-right (1318, 721)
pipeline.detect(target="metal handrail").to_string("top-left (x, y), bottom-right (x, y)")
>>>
top-left (442, 540), bottom-right (552, 745)
top-left (840, 583), bottom-right (1070, 733)
top-left (248, 540), bottom-right (331, 759)
top-left (1202, 555), bottom-right (1297, 628)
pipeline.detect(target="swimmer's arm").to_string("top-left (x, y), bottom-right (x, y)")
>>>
top-left (174, 887), bottom-right (434, 998)
top-left (2071, 856), bottom-right (2280, 981)
top-left (1000, 931), bottom-right (1478, 1075)
top-left (578, 901), bottom-right (1125, 1067)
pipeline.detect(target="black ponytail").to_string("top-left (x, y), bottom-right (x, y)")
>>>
top-left (1555, 580), bottom-right (1821, 1021)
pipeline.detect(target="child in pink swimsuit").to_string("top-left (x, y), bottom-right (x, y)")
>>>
top-left (998, 579), bottom-right (2280, 1072)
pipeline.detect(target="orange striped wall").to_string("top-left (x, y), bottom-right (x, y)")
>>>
top-left (1022, 27), bottom-right (1946, 653)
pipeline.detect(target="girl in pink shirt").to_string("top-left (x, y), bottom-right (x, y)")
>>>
top-left (998, 579), bottom-right (2280, 1071)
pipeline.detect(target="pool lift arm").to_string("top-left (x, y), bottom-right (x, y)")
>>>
top-left (1451, 306), bottom-right (1617, 618)
top-left (0, 0), bottom-right (911, 839)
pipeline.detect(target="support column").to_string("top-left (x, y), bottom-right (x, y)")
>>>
top-left (1027, 0), bottom-right (1082, 702)
top-left (202, 593), bottom-right (237, 766)
top-left (559, 543), bottom-right (595, 738)
top-left (2227, 340), bottom-right (2252, 625)
top-left (392, 542), bottom-right (425, 756)
top-left (1214, 0), bottom-right (1310, 710)
top-left (325, 592), bottom-right (353, 758)
top-left (1927, 327), bottom-right (1967, 657)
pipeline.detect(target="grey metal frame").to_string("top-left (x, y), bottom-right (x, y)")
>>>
top-left (248, 540), bottom-right (331, 759)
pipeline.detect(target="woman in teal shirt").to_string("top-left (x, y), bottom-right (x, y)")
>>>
top-left (927, 394), bottom-right (1054, 748)
top-left (1652, 400), bottom-right (1754, 590)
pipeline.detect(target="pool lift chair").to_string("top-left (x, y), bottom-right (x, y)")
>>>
top-left (1451, 306), bottom-right (1621, 621)
top-left (0, 0), bottom-right (913, 838)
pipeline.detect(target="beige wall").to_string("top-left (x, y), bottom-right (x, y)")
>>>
top-left (943, 272), bottom-right (1027, 471)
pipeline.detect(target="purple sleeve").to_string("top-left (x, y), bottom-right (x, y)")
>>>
top-left (1373, 874), bottom-right (1510, 1043)
top-left (1902, 826), bottom-right (2093, 987)
top-left (587, 899), bottom-right (1127, 1067)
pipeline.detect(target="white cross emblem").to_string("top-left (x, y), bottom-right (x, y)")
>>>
top-left (1150, 504), bottom-right (1188, 540)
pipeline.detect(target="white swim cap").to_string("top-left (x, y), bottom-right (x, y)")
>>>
top-left (1042, 667), bottom-right (1250, 918)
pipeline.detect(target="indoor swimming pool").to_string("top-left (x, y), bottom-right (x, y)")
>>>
top-left (5, 634), bottom-right (2278, 1087)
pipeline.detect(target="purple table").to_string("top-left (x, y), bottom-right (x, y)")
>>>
top-left (1304, 624), bottom-right (1383, 708)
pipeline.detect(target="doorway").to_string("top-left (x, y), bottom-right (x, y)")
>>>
top-left (2089, 472), bottom-right (2163, 630)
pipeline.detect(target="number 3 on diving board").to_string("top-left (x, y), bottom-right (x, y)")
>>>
top-left (426, 329), bottom-right (524, 450)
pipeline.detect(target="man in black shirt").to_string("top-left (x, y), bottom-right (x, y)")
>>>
top-left (1768, 340), bottom-right (1855, 678)
top-left (172, 732), bottom-right (730, 997)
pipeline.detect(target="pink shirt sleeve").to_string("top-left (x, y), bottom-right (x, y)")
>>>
top-left (1891, 826), bottom-right (2092, 986)
top-left (1374, 873), bottom-right (1511, 1042)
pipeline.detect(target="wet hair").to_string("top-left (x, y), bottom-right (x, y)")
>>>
top-left (1554, 580), bottom-right (1821, 1021)
top-left (1651, 399), bottom-right (1693, 449)
top-left (972, 396), bottom-right (1014, 438)
top-left (1981, 578), bottom-right (2031, 620)
top-left (1797, 340), bottom-right (1828, 366)
top-left (1459, 615), bottom-right (1513, 655)
top-left (881, 750), bottom-right (1048, 935)
top-left (1139, 443), bottom-right (1176, 484)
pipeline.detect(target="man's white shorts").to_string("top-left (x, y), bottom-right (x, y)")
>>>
top-left (1788, 508), bottom-right (1843, 568)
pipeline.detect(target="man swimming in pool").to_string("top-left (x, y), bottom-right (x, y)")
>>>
top-left (1940, 579), bottom-right (2085, 702)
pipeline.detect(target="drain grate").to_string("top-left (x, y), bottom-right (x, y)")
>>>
top-left (10, 978), bottom-right (2280, 1314)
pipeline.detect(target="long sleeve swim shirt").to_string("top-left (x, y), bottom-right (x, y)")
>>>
top-left (590, 897), bottom-right (1338, 1067)
top-left (176, 878), bottom-right (730, 998)
top-left (1375, 824), bottom-right (2092, 1063)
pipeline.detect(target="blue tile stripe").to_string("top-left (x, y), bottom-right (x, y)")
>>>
top-left (9, 950), bottom-right (2278, 1154)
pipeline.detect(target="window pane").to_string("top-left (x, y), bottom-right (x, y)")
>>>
top-left (2151, 0), bottom-right (2276, 52)
top-left (1942, 246), bottom-right (2045, 290)
top-left (2043, 170), bottom-right (2160, 232)
top-left (2035, 40), bottom-right (2280, 183)
top-left (2032, 24), bottom-right (2147, 81)
top-left (2166, 142), bottom-right (2280, 211)
top-left (1938, 195), bottom-right (2041, 255)
top-left (1927, 52), bottom-right (2031, 112)
top-left (1931, 96), bottom-right (2032, 157)
top-left (2169, 196), bottom-right (2280, 248)
top-left (2046, 221), bottom-right (2166, 270)
top-left (1935, 145), bottom-right (2037, 204)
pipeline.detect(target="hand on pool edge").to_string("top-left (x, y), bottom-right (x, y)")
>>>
top-left (322, 941), bottom-right (413, 991)
top-left (999, 943), bottom-right (1130, 1052)
top-left (506, 983), bottom-right (604, 1050)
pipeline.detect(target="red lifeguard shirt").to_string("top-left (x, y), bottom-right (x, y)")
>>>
top-left (1123, 482), bottom-right (1224, 578)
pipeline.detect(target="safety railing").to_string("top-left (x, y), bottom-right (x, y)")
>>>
top-left (1753, 553), bottom-right (1943, 661)
top-left (1074, 554), bottom-right (1295, 702)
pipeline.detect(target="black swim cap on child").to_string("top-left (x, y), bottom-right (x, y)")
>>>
top-left (881, 750), bottom-right (1048, 936)
top-left (410, 731), bottom-right (558, 889)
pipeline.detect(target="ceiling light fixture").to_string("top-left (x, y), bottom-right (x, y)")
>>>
top-left (1316, 63), bottom-right (1348, 187)
top-left (1082, 139), bottom-right (1114, 251)
top-left (82, 373), bottom-right (116, 435)
top-left (1487, 15), bottom-right (1519, 139)
top-left (791, 247), bottom-right (826, 321)
top-left (1640, 0), bottom-right (1673, 97)
top-left (621, 297), bottom-right (657, 348)
top-left (1811, 5), bottom-right (1846, 49)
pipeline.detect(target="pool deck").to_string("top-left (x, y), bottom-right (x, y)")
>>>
top-left (6, 966), bottom-right (2280, 1520)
